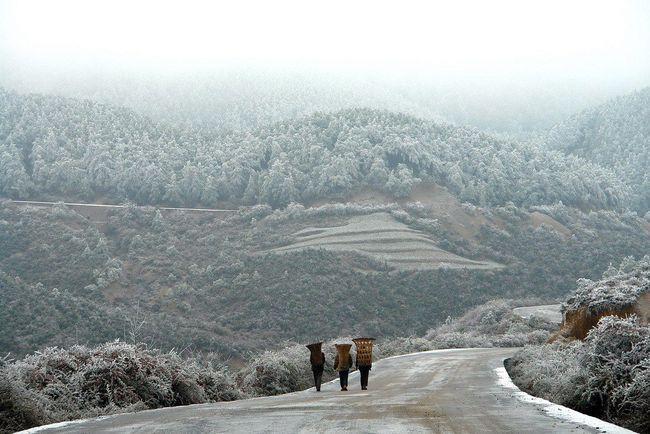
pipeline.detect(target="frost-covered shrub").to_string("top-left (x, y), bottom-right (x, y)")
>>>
top-left (429, 332), bottom-right (494, 349)
top-left (403, 202), bottom-right (432, 218)
top-left (564, 255), bottom-right (649, 316)
top-left (236, 341), bottom-right (340, 396)
top-left (424, 299), bottom-right (554, 348)
top-left (92, 258), bottom-right (123, 290)
top-left (510, 316), bottom-right (650, 432)
top-left (508, 341), bottom-right (588, 410)
top-left (529, 202), bottom-right (573, 226)
top-left (0, 341), bottom-right (241, 433)
top-left (582, 316), bottom-right (650, 431)
top-left (492, 330), bottom-right (546, 347)
top-left (49, 202), bottom-right (81, 220)
top-left (0, 368), bottom-right (55, 434)
top-left (375, 336), bottom-right (435, 358)
top-left (236, 344), bottom-right (313, 396)
top-left (239, 204), bottom-right (274, 222)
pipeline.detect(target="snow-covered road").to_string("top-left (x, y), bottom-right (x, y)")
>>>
top-left (28, 348), bottom-right (628, 433)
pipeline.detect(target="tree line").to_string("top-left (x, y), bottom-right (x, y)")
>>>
top-left (546, 87), bottom-right (650, 213)
top-left (0, 88), bottom-right (630, 210)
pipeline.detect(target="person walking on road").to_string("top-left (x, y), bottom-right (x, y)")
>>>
top-left (334, 344), bottom-right (353, 391)
top-left (306, 342), bottom-right (325, 392)
top-left (353, 338), bottom-right (375, 390)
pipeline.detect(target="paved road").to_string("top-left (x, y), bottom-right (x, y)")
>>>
top-left (29, 348), bottom-right (620, 434)
top-left (8, 199), bottom-right (237, 213)
top-left (513, 304), bottom-right (563, 324)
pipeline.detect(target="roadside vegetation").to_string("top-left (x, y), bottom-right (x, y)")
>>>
top-left (0, 297), bottom-right (554, 433)
top-left (508, 257), bottom-right (650, 432)
top-left (4, 256), bottom-right (646, 433)
top-left (0, 342), bottom-right (241, 434)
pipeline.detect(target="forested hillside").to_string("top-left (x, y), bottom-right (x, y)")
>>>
top-left (2, 198), bottom-right (648, 359)
top-left (1, 86), bottom-right (648, 374)
top-left (0, 88), bottom-right (629, 210)
top-left (546, 87), bottom-right (650, 213)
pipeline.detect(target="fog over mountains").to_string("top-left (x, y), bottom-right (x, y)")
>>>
top-left (1, 1), bottom-right (649, 432)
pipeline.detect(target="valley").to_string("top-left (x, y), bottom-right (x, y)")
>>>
top-left (1, 7), bottom-right (649, 430)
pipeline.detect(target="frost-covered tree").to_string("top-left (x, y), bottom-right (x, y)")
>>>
top-left (546, 87), bottom-right (650, 213)
top-left (259, 159), bottom-right (299, 207)
top-left (0, 88), bottom-right (632, 210)
top-left (0, 143), bottom-right (32, 197)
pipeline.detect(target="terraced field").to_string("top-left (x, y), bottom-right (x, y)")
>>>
top-left (271, 212), bottom-right (503, 271)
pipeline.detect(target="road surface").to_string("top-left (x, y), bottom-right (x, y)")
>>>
top-left (27, 348), bottom-right (626, 434)
top-left (5, 199), bottom-right (237, 226)
top-left (513, 304), bottom-right (563, 324)
top-left (7, 199), bottom-right (237, 213)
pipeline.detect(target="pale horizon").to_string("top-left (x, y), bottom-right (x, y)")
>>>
top-left (1, 0), bottom-right (649, 86)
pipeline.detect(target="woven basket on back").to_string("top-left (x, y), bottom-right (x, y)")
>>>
top-left (352, 337), bottom-right (375, 366)
top-left (335, 343), bottom-right (352, 370)
top-left (306, 342), bottom-right (324, 365)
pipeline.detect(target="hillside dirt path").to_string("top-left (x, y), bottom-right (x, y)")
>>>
top-left (29, 348), bottom-right (615, 433)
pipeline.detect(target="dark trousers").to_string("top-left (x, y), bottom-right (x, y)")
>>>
top-left (312, 364), bottom-right (324, 391)
top-left (359, 365), bottom-right (371, 389)
top-left (338, 370), bottom-right (349, 389)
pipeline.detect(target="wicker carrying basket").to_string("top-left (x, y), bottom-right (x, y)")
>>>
top-left (306, 342), bottom-right (324, 365)
top-left (352, 338), bottom-right (375, 366)
top-left (335, 344), bottom-right (352, 370)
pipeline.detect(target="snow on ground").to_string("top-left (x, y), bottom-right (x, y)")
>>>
top-left (495, 367), bottom-right (634, 434)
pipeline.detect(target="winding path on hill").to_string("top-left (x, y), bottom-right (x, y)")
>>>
top-left (7, 199), bottom-right (237, 213)
top-left (5, 199), bottom-right (237, 225)
top-left (513, 304), bottom-right (563, 324)
top-left (27, 348), bottom-right (630, 434)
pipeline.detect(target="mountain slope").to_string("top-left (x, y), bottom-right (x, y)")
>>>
top-left (0, 89), bottom-right (629, 210)
top-left (2, 198), bottom-right (649, 359)
top-left (546, 87), bottom-right (650, 212)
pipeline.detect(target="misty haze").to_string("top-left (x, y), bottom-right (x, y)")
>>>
top-left (0, 1), bottom-right (649, 433)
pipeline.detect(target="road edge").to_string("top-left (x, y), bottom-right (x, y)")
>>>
top-left (495, 363), bottom-right (635, 434)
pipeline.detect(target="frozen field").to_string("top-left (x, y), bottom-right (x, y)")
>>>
top-left (272, 212), bottom-right (503, 271)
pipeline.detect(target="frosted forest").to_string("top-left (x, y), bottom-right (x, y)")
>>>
top-left (1, 1), bottom-right (649, 432)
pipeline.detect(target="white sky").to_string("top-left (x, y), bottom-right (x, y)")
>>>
top-left (1, 0), bottom-right (649, 83)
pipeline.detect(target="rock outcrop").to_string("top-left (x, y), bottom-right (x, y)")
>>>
top-left (551, 257), bottom-right (649, 341)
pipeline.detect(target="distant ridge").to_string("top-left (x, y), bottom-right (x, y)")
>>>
top-left (546, 87), bottom-right (650, 212)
